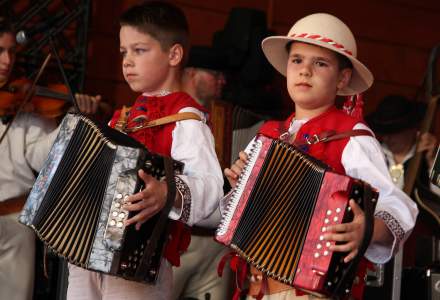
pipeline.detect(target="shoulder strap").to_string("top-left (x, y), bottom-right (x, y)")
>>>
top-left (125, 112), bottom-right (202, 133)
top-left (114, 105), bottom-right (131, 132)
top-left (299, 129), bottom-right (374, 146)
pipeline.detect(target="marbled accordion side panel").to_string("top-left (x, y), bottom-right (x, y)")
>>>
top-left (87, 145), bottom-right (145, 273)
top-left (19, 113), bottom-right (79, 225)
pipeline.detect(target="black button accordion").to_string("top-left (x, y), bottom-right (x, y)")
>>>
top-left (19, 113), bottom-right (183, 283)
top-left (216, 135), bottom-right (378, 298)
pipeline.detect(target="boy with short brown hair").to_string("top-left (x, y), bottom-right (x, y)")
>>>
top-left (67, 2), bottom-right (223, 299)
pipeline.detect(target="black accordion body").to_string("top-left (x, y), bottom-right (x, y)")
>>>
top-left (216, 135), bottom-right (378, 297)
top-left (19, 113), bottom-right (183, 283)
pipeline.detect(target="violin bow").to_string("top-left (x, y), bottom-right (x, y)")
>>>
top-left (0, 53), bottom-right (52, 144)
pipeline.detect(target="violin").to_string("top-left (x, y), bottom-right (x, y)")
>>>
top-left (0, 78), bottom-right (70, 119)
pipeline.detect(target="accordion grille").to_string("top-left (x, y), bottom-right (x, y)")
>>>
top-left (32, 118), bottom-right (115, 267)
top-left (231, 140), bottom-right (326, 283)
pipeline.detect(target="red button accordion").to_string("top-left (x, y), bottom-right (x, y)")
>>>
top-left (216, 135), bottom-right (378, 297)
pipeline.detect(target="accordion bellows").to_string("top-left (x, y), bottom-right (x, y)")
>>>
top-left (216, 135), bottom-right (378, 297)
top-left (20, 113), bottom-right (181, 283)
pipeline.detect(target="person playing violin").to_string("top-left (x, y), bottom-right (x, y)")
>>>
top-left (0, 16), bottom-right (56, 300)
top-left (0, 15), bottom-right (107, 300)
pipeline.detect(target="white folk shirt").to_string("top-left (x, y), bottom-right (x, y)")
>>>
top-left (0, 113), bottom-right (57, 202)
top-left (169, 107), bottom-right (224, 225)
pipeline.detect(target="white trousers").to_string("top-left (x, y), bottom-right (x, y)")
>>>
top-left (172, 235), bottom-right (232, 300)
top-left (247, 290), bottom-right (328, 300)
top-left (0, 213), bottom-right (35, 300)
top-left (67, 259), bottom-right (172, 300)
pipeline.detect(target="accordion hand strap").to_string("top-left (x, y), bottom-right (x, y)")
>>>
top-left (332, 184), bottom-right (377, 298)
top-left (135, 157), bottom-right (178, 279)
top-left (125, 112), bottom-right (202, 132)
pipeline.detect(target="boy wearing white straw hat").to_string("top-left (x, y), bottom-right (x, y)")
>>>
top-left (224, 13), bottom-right (418, 299)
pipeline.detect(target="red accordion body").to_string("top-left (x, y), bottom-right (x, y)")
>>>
top-left (216, 135), bottom-right (377, 297)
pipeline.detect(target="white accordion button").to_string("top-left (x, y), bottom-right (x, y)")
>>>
top-left (324, 218), bottom-right (329, 224)
top-left (333, 217), bottom-right (339, 222)
top-left (119, 213), bottom-right (125, 219)
top-left (317, 244), bottom-right (322, 249)
top-left (336, 208), bottom-right (341, 213)
top-left (326, 210), bottom-right (332, 215)
top-left (115, 202), bottom-right (121, 208)
top-left (112, 211), bottom-right (118, 217)
top-left (110, 220), bottom-right (116, 226)
top-left (117, 221), bottom-right (123, 228)
top-left (116, 193), bottom-right (123, 199)
top-left (324, 250), bottom-right (329, 256)
top-left (314, 252), bottom-right (320, 258)
top-left (319, 235), bottom-right (324, 241)
top-left (326, 242), bottom-right (331, 247)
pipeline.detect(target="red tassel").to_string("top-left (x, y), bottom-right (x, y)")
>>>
top-left (218, 252), bottom-right (250, 299)
top-left (343, 94), bottom-right (365, 120)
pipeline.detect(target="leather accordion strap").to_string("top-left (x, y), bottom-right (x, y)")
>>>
top-left (135, 157), bottom-right (177, 279)
top-left (114, 105), bottom-right (131, 132)
top-left (125, 112), bottom-right (201, 132)
top-left (332, 184), bottom-right (377, 298)
top-left (295, 129), bottom-right (374, 146)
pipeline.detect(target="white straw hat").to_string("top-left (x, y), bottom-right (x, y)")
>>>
top-left (261, 13), bottom-right (373, 96)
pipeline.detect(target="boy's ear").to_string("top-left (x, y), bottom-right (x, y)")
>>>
top-left (337, 68), bottom-right (352, 91)
top-left (168, 44), bottom-right (184, 66)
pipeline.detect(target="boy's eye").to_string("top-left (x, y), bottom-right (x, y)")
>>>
top-left (291, 58), bottom-right (302, 64)
top-left (135, 48), bottom-right (146, 54)
top-left (119, 50), bottom-right (127, 57)
top-left (315, 61), bottom-right (328, 67)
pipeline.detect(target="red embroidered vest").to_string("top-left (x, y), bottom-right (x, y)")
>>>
top-left (110, 92), bottom-right (207, 267)
top-left (259, 106), bottom-right (366, 173)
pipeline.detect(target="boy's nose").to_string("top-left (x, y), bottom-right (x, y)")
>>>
top-left (299, 65), bottom-right (312, 77)
top-left (0, 51), bottom-right (12, 66)
top-left (123, 58), bottom-right (133, 68)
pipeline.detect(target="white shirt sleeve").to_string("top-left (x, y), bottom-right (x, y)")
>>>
top-left (168, 107), bottom-right (224, 226)
top-left (341, 123), bottom-right (419, 263)
top-left (0, 113), bottom-right (58, 201)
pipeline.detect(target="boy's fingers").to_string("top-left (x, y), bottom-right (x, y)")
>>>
top-left (224, 168), bottom-right (238, 179)
top-left (235, 160), bottom-right (246, 169)
top-left (230, 164), bottom-right (243, 176)
top-left (125, 207), bottom-right (155, 227)
top-left (239, 151), bottom-right (248, 161)
top-left (324, 232), bottom-right (353, 242)
top-left (349, 199), bottom-right (363, 216)
top-left (344, 249), bottom-right (358, 263)
top-left (326, 223), bottom-right (352, 233)
top-left (329, 242), bottom-right (354, 253)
